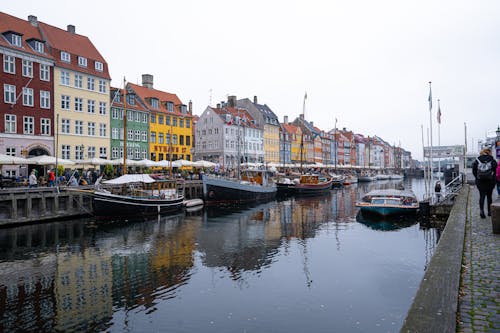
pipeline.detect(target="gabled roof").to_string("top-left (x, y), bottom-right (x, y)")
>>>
top-left (212, 106), bottom-right (258, 129)
top-left (282, 123), bottom-right (299, 135)
top-left (110, 87), bottom-right (148, 112)
top-left (0, 12), bottom-right (53, 60)
top-left (128, 83), bottom-right (188, 116)
top-left (38, 21), bottom-right (110, 79)
top-left (254, 102), bottom-right (279, 122)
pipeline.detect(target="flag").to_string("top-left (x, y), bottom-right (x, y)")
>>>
top-left (428, 84), bottom-right (432, 111)
top-left (437, 102), bottom-right (441, 124)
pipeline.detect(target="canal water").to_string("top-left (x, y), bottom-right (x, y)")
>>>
top-left (0, 177), bottom-right (440, 333)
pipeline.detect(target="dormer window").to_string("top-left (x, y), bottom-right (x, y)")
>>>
top-left (180, 105), bottom-right (187, 114)
top-left (61, 51), bottom-right (71, 62)
top-left (78, 56), bottom-right (87, 67)
top-left (34, 41), bottom-right (44, 53)
top-left (95, 61), bottom-right (103, 71)
top-left (11, 34), bottom-right (22, 47)
top-left (150, 98), bottom-right (159, 109)
top-left (127, 94), bottom-right (135, 105)
top-left (166, 102), bottom-right (174, 112)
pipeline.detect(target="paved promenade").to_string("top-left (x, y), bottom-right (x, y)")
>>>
top-left (458, 186), bottom-right (500, 333)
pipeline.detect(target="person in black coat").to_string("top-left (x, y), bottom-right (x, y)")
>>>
top-left (472, 147), bottom-right (498, 218)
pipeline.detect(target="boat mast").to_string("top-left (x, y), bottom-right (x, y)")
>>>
top-left (123, 77), bottom-right (127, 175)
top-left (300, 92), bottom-right (306, 173)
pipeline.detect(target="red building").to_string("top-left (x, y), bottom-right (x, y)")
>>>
top-left (0, 12), bottom-right (54, 176)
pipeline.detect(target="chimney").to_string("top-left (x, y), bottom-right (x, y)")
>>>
top-left (142, 74), bottom-right (154, 89)
top-left (67, 25), bottom-right (76, 34)
top-left (343, 127), bottom-right (346, 131)
top-left (253, 96), bottom-right (258, 104)
top-left (284, 115), bottom-right (288, 124)
top-left (228, 95), bottom-right (236, 107)
top-left (28, 15), bottom-right (38, 27)
top-left (188, 100), bottom-right (192, 114)
top-left (216, 103), bottom-right (221, 109)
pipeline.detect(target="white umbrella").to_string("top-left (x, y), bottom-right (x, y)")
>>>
top-left (80, 157), bottom-right (111, 166)
top-left (192, 160), bottom-right (216, 168)
top-left (172, 159), bottom-right (194, 167)
top-left (136, 159), bottom-right (157, 167)
top-left (0, 154), bottom-right (30, 165)
top-left (156, 160), bottom-right (172, 167)
top-left (109, 158), bottom-right (141, 166)
top-left (27, 155), bottom-right (75, 166)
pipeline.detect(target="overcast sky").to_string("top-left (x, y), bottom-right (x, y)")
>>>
top-left (4, 0), bottom-right (500, 160)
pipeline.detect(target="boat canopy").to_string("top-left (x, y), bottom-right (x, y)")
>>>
top-left (102, 174), bottom-right (156, 184)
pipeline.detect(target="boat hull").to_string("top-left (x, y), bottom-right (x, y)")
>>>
top-left (294, 179), bottom-right (333, 196)
top-left (203, 177), bottom-right (277, 205)
top-left (93, 192), bottom-right (184, 218)
top-left (356, 204), bottom-right (418, 217)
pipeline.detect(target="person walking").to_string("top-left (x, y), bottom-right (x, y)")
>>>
top-left (48, 169), bottom-right (55, 187)
top-left (434, 181), bottom-right (442, 203)
top-left (28, 170), bottom-right (38, 188)
top-left (496, 159), bottom-right (500, 195)
top-left (472, 148), bottom-right (497, 218)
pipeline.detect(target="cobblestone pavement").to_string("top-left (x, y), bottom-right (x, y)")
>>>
top-left (457, 187), bottom-right (500, 333)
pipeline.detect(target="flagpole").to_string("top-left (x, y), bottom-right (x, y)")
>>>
top-left (421, 124), bottom-right (428, 197)
top-left (437, 99), bottom-right (441, 184)
top-left (428, 81), bottom-right (434, 201)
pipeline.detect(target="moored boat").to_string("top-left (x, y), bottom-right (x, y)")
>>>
top-left (294, 174), bottom-right (333, 195)
top-left (355, 189), bottom-right (419, 217)
top-left (92, 174), bottom-right (184, 218)
top-left (203, 169), bottom-right (277, 206)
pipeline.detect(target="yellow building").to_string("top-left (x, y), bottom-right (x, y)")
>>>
top-left (129, 76), bottom-right (193, 162)
top-left (39, 22), bottom-right (111, 160)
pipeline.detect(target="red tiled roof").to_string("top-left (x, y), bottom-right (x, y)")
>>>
top-left (38, 21), bottom-right (110, 79)
top-left (110, 87), bottom-right (148, 111)
top-left (0, 12), bottom-right (53, 60)
top-left (212, 106), bottom-right (258, 129)
top-left (128, 83), bottom-right (187, 116)
top-left (283, 123), bottom-right (298, 134)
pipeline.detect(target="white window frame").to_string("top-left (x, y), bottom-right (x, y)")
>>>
top-left (112, 127), bottom-right (119, 139)
top-left (88, 146), bottom-right (96, 158)
top-left (60, 71), bottom-right (70, 85)
top-left (40, 90), bottom-right (50, 109)
top-left (61, 95), bottom-right (70, 110)
top-left (74, 97), bottom-right (83, 112)
top-left (99, 101), bottom-right (106, 115)
top-left (88, 122), bottom-right (96, 136)
top-left (22, 60), bottom-right (33, 77)
top-left (3, 55), bottom-right (15, 74)
top-left (78, 56), bottom-right (87, 67)
top-left (98, 80), bottom-right (106, 93)
top-left (5, 114), bottom-right (16, 133)
top-left (61, 119), bottom-right (70, 133)
top-left (75, 145), bottom-right (84, 160)
top-left (134, 130), bottom-right (141, 141)
top-left (99, 123), bottom-right (106, 137)
top-left (112, 147), bottom-right (118, 159)
top-left (23, 116), bottom-right (34, 134)
top-left (4, 84), bottom-right (16, 104)
top-left (11, 34), bottom-right (22, 47)
top-left (39, 64), bottom-right (50, 81)
top-left (87, 100), bottom-right (95, 114)
top-left (22, 87), bottom-right (34, 106)
top-left (95, 61), bottom-right (103, 71)
top-left (74, 74), bottom-right (83, 88)
top-left (62, 145), bottom-right (71, 159)
top-left (34, 41), bottom-right (44, 53)
top-left (40, 118), bottom-right (51, 136)
top-left (75, 120), bottom-right (83, 135)
top-left (99, 147), bottom-right (107, 158)
top-left (87, 77), bottom-right (95, 91)
top-left (141, 131), bottom-right (147, 142)
top-left (6, 147), bottom-right (16, 156)
top-left (60, 51), bottom-right (71, 62)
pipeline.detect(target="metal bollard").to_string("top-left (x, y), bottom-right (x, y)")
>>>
top-left (491, 199), bottom-right (500, 234)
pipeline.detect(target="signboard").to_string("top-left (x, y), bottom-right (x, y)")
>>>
top-left (423, 145), bottom-right (465, 158)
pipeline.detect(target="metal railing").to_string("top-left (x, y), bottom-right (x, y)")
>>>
top-left (443, 174), bottom-right (463, 201)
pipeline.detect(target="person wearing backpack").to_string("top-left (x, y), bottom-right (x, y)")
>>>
top-left (472, 147), bottom-right (497, 218)
top-left (496, 159), bottom-right (500, 195)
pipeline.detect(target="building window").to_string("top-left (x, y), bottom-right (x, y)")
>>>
top-left (141, 131), bottom-right (147, 142)
top-left (5, 114), bottom-right (16, 133)
top-left (22, 88), bottom-right (34, 106)
top-left (112, 127), bottom-right (118, 139)
top-left (186, 136), bottom-right (191, 146)
top-left (167, 102), bottom-right (174, 112)
top-left (99, 123), bottom-right (106, 137)
top-left (127, 94), bottom-right (135, 105)
top-left (87, 100), bottom-right (95, 113)
top-left (61, 95), bottom-right (70, 110)
top-left (134, 130), bottom-right (140, 141)
top-left (22, 60), bottom-right (33, 77)
top-left (40, 91), bottom-right (50, 109)
top-left (142, 113), bottom-right (148, 123)
top-left (88, 146), bottom-right (96, 158)
top-left (99, 102), bottom-right (106, 115)
top-left (158, 115), bottom-right (164, 125)
top-left (74, 97), bottom-right (83, 112)
top-left (98, 80), bottom-right (106, 93)
top-left (112, 147), bottom-right (118, 159)
top-left (61, 51), bottom-right (71, 62)
top-left (23, 116), bottom-right (34, 134)
top-left (95, 61), bottom-right (103, 71)
top-left (179, 118), bottom-right (184, 128)
top-left (60, 71), bottom-right (70, 85)
top-left (165, 116), bottom-right (170, 125)
top-left (87, 77), bottom-right (95, 91)
top-left (75, 120), bottom-right (83, 135)
top-left (6, 147), bottom-right (16, 156)
top-left (134, 148), bottom-right (140, 159)
top-left (127, 111), bottom-right (134, 122)
top-left (99, 147), bottom-right (107, 158)
top-left (78, 56), bottom-right (87, 67)
top-left (180, 135), bottom-right (184, 145)
top-left (151, 114), bottom-right (156, 123)
top-left (3, 55), bottom-right (15, 74)
top-left (88, 122), bottom-right (95, 136)
top-left (62, 145), bottom-right (70, 159)
top-left (61, 119), bottom-right (70, 133)
top-left (41, 118), bottom-right (50, 135)
top-left (135, 112), bottom-right (140, 122)
top-left (150, 132), bottom-right (156, 143)
top-left (166, 133), bottom-right (170, 145)
top-left (158, 132), bottom-right (164, 144)
top-left (11, 34), bottom-right (22, 47)
top-left (40, 64), bottom-right (50, 81)
top-left (151, 98), bottom-right (159, 108)
top-left (34, 40), bottom-right (44, 53)
top-left (75, 145), bottom-right (84, 160)
top-left (142, 149), bottom-right (147, 159)
top-left (173, 135), bottom-right (178, 145)
top-left (74, 74), bottom-right (83, 88)
top-left (127, 130), bottom-right (133, 141)
top-left (4, 84), bottom-right (16, 104)
top-left (173, 117), bottom-right (178, 127)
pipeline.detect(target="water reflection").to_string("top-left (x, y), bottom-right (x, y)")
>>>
top-left (356, 211), bottom-right (419, 231)
top-left (0, 178), bottom-right (440, 333)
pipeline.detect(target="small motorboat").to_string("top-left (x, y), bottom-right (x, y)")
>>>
top-left (355, 189), bottom-right (419, 217)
